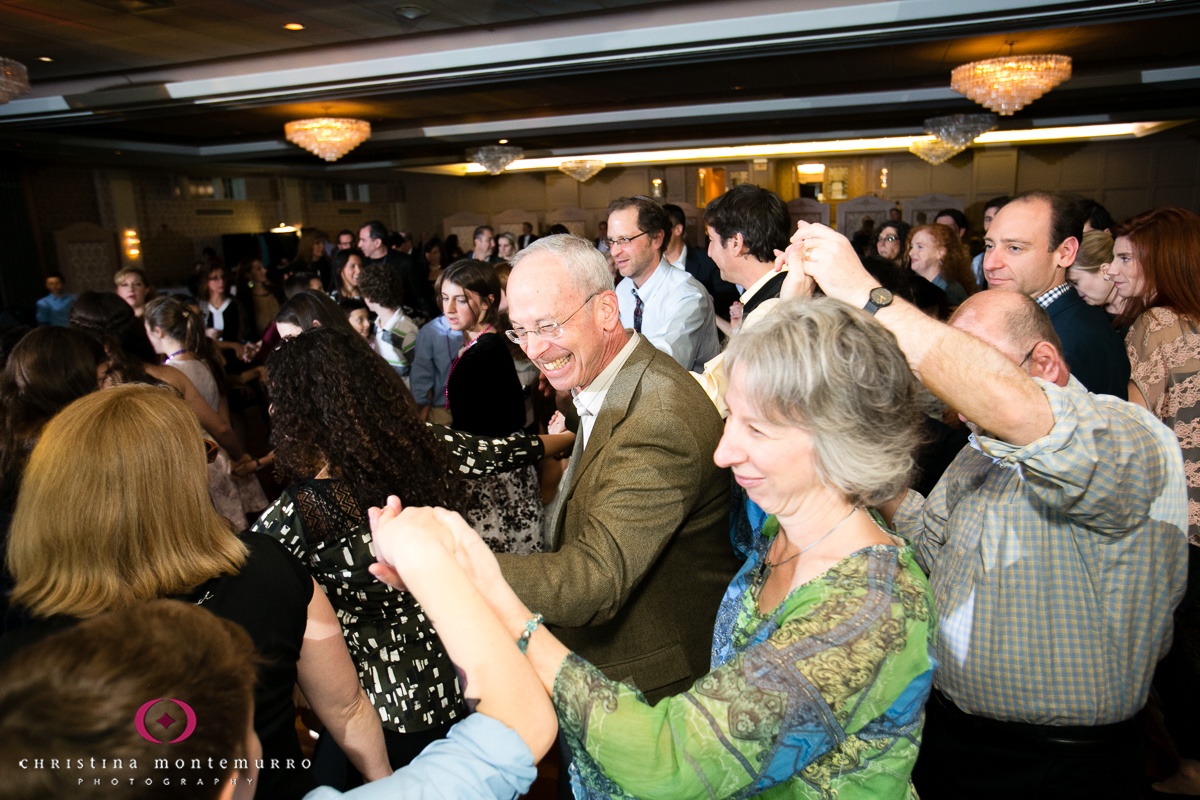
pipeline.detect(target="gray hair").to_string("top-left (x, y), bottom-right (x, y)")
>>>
top-left (725, 296), bottom-right (923, 506)
top-left (510, 234), bottom-right (613, 300)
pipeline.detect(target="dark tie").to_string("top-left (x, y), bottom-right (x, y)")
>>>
top-left (633, 289), bottom-right (644, 333)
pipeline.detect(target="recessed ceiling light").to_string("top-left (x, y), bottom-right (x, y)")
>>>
top-left (38, 57), bottom-right (53, 62)
top-left (394, 5), bottom-right (430, 21)
top-left (498, 139), bottom-right (508, 144)
top-left (284, 23), bottom-right (305, 30)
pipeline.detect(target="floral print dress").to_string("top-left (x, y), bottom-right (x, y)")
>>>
top-left (554, 513), bottom-right (936, 800)
top-left (1127, 306), bottom-right (1200, 546)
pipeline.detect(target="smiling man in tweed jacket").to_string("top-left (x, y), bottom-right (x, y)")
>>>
top-left (496, 233), bottom-right (738, 705)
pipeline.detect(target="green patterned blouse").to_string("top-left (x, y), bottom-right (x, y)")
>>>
top-left (552, 516), bottom-right (935, 800)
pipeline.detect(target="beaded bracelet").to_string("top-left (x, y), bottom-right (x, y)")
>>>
top-left (517, 613), bottom-right (544, 655)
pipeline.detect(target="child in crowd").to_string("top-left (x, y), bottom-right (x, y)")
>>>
top-left (338, 296), bottom-right (374, 343)
top-left (357, 263), bottom-right (419, 381)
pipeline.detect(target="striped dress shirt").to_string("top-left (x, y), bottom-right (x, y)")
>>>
top-left (894, 376), bottom-right (1189, 725)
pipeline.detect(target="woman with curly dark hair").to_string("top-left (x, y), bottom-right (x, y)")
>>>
top-left (253, 325), bottom-right (467, 780)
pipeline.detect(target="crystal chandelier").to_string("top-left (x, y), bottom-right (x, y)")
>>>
top-left (0, 57), bottom-right (30, 105)
top-left (924, 113), bottom-right (998, 147)
top-left (284, 118), bottom-right (371, 162)
top-left (951, 54), bottom-right (1072, 115)
top-left (467, 145), bottom-right (524, 175)
top-left (558, 159), bottom-right (605, 182)
top-left (909, 138), bottom-right (967, 166)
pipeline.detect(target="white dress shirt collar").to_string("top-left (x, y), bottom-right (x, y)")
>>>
top-left (667, 245), bottom-right (688, 271)
top-left (572, 332), bottom-right (641, 448)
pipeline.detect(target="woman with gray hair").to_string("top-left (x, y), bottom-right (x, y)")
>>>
top-left (369, 294), bottom-right (936, 800)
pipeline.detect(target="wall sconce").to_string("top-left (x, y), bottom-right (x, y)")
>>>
top-left (880, 168), bottom-right (888, 190)
top-left (124, 229), bottom-right (140, 259)
top-left (651, 178), bottom-right (664, 200)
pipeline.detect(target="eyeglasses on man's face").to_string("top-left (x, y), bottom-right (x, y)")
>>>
top-left (506, 294), bottom-right (599, 344)
top-left (603, 231), bottom-right (648, 249)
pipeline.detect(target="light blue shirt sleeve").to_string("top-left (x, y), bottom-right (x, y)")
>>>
top-left (410, 322), bottom-right (440, 407)
top-left (303, 714), bottom-right (537, 800)
top-left (35, 296), bottom-right (52, 326)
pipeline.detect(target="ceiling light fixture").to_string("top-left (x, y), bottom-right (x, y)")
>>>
top-left (37, 57), bottom-right (53, 62)
top-left (909, 138), bottom-right (967, 165)
top-left (430, 122), bottom-right (1164, 175)
top-left (910, 113), bottom-right (999, 164)
top-left (796, 163), bottom-right (825, 175)
top-left (924, 113), bottom-right (998, 147)
top-left (284, 118), bottom-right (371, 161)
top-left (467, 145), bottom-right (524, 175)
top-left (270, 223), bottom-right (300, 233)
top-left (394, 5), bottom-right (431, 21)
top-left (951, 54), bottom-right (1072, 115)
top-left (558, 159), bottom-right (605, 182)
top-left (284, 23), bottom-right (305, 31)
top-left (0, 58), bottom-right (30, 105)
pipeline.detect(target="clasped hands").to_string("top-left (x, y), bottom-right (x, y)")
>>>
top-left (366, 497), bottom-right (505, 601)
top-left (772, 221), bottom-right (879, 307)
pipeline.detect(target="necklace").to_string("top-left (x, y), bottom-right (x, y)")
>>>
top-left (750, 506), bottom-right (859, 603)
top-left (168, 348), bottom-right (189, 360)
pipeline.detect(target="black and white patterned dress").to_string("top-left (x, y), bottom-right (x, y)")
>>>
top-left (252, 480), bottom-right (466, 735)
top-left (250, 424), bottom-right (546, 733)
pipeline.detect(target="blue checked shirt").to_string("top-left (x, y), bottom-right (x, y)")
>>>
top-left (1035, 281), bottom-right (1074, 309)
top-left (893, 376), bottom-right (1189, 725)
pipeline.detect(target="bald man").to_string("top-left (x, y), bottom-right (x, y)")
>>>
top-left (780, 225), bottom-right (1188, 800)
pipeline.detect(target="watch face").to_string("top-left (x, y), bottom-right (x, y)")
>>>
top-left (869, 287), bottom-right (893, 307)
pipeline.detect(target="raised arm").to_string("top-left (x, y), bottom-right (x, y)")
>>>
top-left (783, 223), bottom-right (1053, 446)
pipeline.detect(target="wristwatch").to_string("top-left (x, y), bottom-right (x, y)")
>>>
top-left (864, 287), bottom-right (894, 315)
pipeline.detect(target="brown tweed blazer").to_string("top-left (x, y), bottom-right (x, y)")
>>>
top-left (497, 335), bottom-right (738, 703)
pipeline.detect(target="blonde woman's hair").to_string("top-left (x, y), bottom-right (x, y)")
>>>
top-left (1073, 229), bottom-right (1115, 272)
top-left (112, 266), bottom-right (151, 290)
top-left (7, 384), bottom-right (247, 619)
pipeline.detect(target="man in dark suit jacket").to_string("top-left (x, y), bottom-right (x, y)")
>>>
top-left (498, 234), bottom-right (738, 704)
top-left (517, 221), bottom-right (537, 250)
top-left (982, 191), bottom-right (1129, 398)
top-left (662, 203), bottom-right (740, 321)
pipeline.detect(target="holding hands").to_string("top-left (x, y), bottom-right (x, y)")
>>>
top-left (775, 222), bottom-right (879, 306)
top-left (367, 497), bottom-right (508, 605)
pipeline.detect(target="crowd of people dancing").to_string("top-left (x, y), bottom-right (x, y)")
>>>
top-left (1, 190), bottom-right (1198, 800)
